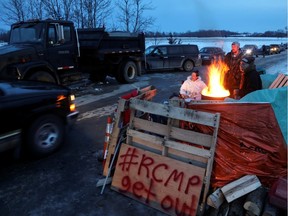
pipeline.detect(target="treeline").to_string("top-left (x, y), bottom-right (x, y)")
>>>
top-left (1, 27), bottom-right (287, 43)
top-left (145, 29), bottom-right (288, 38)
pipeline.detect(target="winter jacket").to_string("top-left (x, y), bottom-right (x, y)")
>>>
top-left (179, 76), bottom-right (207, 100)
top-left (239, 64), bottom-right (262, 98)
top-left (224, 51), bottom-right (244, 95)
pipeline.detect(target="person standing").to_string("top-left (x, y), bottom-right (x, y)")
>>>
top-left (239, 57), bottom-right (262, 98)
top-left (262, 45), bottom-right (266, 58)
top-left (179, 70), bottom-right (207, 100)
top-left (224, 41), bottom-right (244, 97)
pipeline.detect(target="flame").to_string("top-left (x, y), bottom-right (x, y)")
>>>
top-left (202, 60), bottom-right (230, 97)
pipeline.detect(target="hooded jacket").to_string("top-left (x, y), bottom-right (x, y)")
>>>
top-left (239, 63), bottom-right (262, 97)
top-left (180, 76), bottom-right (207, 100)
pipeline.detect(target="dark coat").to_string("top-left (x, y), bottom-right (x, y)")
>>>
top-left (239, 65), bottom-right (262, 97)
top-left (224, 51), bottom-right (244, 95)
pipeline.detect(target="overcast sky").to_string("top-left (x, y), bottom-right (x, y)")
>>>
top-left (0, 0), bottom-right (287, 33)
top-left (146, 0), bottom-right (287, 33)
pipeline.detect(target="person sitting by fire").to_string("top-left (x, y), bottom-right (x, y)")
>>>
top-left (224, 41), bottom-right (244, 98)
top-left (239, 57), bottom-right (262, 98)
top-left (179, 70), bottom-right (207, 100)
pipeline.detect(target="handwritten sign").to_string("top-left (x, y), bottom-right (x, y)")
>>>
top-left (111, 144), bottom-right (205, 216)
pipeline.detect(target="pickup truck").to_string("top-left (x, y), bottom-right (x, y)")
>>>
top-left (0, 80), bottom-right (79, 158)
top-left (0, 19), bottom-right (145, 84)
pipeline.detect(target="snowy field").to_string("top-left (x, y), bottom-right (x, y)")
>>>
top-left (145, 36), bottom-right (287, 53)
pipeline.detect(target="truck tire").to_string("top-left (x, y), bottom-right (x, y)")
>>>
top-left (28, 71), bottom-right (57, 83)
top-left (117, 61), bottom-right (137, 83)
top-left (183, 60), bottom-right (194, 72)
top-left (25, 114), bottom-right (64, 157)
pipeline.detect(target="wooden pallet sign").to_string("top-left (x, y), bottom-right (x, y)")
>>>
top-left (111, 99), bottom-right (221, 216)
top-left (111, 144), bottom-right (205, 216)
top-left (269, 73), bottom-right (288, 89)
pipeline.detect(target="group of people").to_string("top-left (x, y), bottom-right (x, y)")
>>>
top-left (180, 41), bottom-right (262, 100)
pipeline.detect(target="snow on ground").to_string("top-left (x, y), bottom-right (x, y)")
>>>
top-left (145, 36), bottom-right (287, 53)
top-left (265, 59), bottom-right (287, 75)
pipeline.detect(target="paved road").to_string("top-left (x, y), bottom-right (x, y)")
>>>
top-left (0, 50), bottom-right (286, 216)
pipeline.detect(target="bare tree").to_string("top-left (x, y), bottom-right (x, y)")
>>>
top-left (26, 0), bottom-right (44, 19)
top-left (0, 0), bottom-right (27, 24)
top-left (41, 0), bottom-right (75, 20)
top-left (78, 0), bottom-right (111, 28)
top-left (116, 0), bottom-right (154, 32)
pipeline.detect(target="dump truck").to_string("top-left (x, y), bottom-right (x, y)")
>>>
top-left (0, 19), bottom-right (145, 84)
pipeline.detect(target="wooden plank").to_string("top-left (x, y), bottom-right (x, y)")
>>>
top-left (207, 188), bottom-right (225, 209)
top-left (269, 74), bottom-right (287, 89)
top-left (127, 128), bottom-right (164, 146)
top-left (130, 134), bottom-right (208, 165)
top-left (170, 126), bottom-right (213, 148)
top-left (129, 99), bottom-right (219, 127)
top-left (278, 75), bottom-right (287, 87)
top-left (133, 117), bottom-right (169, 137)
top-left (269, 74), bottom-right (284, 88)
top-left (221, 175), bottom-right (261, 203)
top-left (137, 88), bottom-right (157, 101)
top-left (111, 144), bottom-right (206, 216)
top-left (165, 140), bottom-right (211, 158)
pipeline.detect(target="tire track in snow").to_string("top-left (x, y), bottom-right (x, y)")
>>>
top-left (77, 103), bottom-right (118, 121)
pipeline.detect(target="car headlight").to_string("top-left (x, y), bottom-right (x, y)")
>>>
top-left (246, 49), bottom-right (252, 54)
top-left (69, 94), bottom-right (76, 112)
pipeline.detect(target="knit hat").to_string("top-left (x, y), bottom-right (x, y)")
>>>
top-left (232, 41), bottom-right (240, 47)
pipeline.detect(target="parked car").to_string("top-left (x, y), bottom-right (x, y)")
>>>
top-left (199, 47), bottom-right (225, 65)
top-left (269, 44), bottom-right (281, 54)
top-left (242, 44), bottom-right (259, 57)
top-left (0, 80), bottom-right (79, 158)
top-left (144, 44), bottom-right (202, 72)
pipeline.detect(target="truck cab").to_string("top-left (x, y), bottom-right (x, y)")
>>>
top-left (1, 19), bottom-right (79, 84)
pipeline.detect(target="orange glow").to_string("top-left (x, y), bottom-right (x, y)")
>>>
top-left (70, 104), bottom-right (76, 112)
top-left (57, 95), bottom-right (66, 101)
top-left (202, 60), bottom-right (230, 97)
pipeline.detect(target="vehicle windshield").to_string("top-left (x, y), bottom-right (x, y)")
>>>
top-left (10, 23), bottom-right (44, 44)
top-left (145, 46), bottom-right (156, 55)
top-left (200, 48), bottom-right (212, 53)
top-left (243, 45), bottom-right (257, 49)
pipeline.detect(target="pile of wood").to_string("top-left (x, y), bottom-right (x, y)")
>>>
top-left (206, 175), bottom-right (287, 216)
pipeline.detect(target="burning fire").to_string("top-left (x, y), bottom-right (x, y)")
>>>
top-left (202, 60), bottom-right (230, 98)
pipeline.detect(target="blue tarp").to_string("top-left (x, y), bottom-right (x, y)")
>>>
top-left (225, 74), bottom-right (287, 144)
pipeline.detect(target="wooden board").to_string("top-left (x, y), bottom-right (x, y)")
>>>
top-left (221, 175), bottom-right (261, 203)
top-left (111, 144), bottom-right (205, 216)
top-left (269, 73), bottom-right (288, 89)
